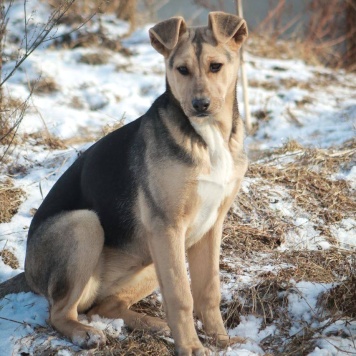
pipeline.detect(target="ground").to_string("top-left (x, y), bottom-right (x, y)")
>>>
top-left (0, 2), bottom-right (355, 355)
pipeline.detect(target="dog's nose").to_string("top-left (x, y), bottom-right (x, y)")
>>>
top-left (192, 98), bottom-right (210, 113)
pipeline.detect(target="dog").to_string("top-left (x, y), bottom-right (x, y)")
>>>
top-left (0, 12), bottom-right (248, 355)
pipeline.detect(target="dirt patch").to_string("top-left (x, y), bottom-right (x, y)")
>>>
top-left (0, 179), bottom-right (25, 223)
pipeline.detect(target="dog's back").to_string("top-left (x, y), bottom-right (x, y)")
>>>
top-left (29, 118), bottom-right (141, 247)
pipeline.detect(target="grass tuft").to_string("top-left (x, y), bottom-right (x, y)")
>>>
top-left (0, 179), bottom-right (25, 223)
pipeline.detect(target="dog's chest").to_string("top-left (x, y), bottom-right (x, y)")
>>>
top-left (187, 123), bottom-right (235, 247)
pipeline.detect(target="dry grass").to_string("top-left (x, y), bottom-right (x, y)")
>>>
top-left (222, 179), bottom-right (291, 255)
top-left (223, 278), bottom-right (292, 328)
top-left (0, 248), bottom-right (20, 269)
top-left (246, 34), bottom-right (321, 66)
top-left (131, 293), bottom-right (165, 320)
top-left (249, 78), bottom-right (313, 92)
top-left (222, 141), bottom-right (355, 254)
top-left (275, 249), bottom-right (355, 283)
top-left (222, 248), bottom-right (354, 326)
top-left (96, 331), bottom-right (174, 355)
top-left (319, 253), bottom-right (356, 319)
top-left (20, 322), bottom-right (175, 356)
top-left (221, 249), bottom-right (355, 355)
top-left (0, 97), bottom-right (23, 146)
top-left (321, 277), bottom-right (356, 319)
top-left (78, 51), bottom-right (110, 65)
top-left (99, 116), bottom-right (126, 137)
top-left (0, 179), bottom-right (25, 223)
top-left (219, 139), bottom-right (355, 354)
top-left (30, 77), bottom-right (59, 95)
top-left (246, 141), bottom-right (356, 244)
top-left (23, 131), bottom-right (67, 150)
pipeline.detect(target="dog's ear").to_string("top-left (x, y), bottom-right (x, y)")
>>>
top-left (208, 12), bottom-right (248, 49)
top-left (149, 17), bottom-right (187, 56)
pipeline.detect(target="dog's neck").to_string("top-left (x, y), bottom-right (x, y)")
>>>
top-left (214, 79), bottom-right (239, 142)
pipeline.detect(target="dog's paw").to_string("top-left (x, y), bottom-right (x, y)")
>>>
top-left (71, 326), bottom-right (106, 349)
top-left (226, 335), bottom-right (246, 345)
top-left (175, 344), bottom-right (211, 356)
top-left (213, 334), bottom-right (246, 348)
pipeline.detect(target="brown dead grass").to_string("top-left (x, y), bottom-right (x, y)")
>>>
top-left (251, 163), bottom-right (353, 224)
top-left (321, 276), bottom-right (356, 319)
top-left (249, 80), bottom-right (279, 91)
top-left (97, 330), bottom-right (174, 355)
top-left (23, 131), bottom-right (67, 150)
top-left (131, 293), bottom-right (165, 320)
top-left (222, 248), bottom-right (353, 328)
top-left (220, 140), bottom-right (356, 354)
top-left (30, 77), bottom-right (59, 95)
top-left (319, 253), bottom-right (356, 319)
top-left (247, 142), bottom-right (356, 238)
top-left (100, 118), bottom-right (125, 137)
top-left (222, 179), bottom-right (290, 255)
top-left (275, 249), bottom-right (354, 283)
top-left (249, 78), bottom-right (313, 92)
top-left (24, 323), bottom-right (175, 356)
top-left (0, 179), bottom-right (25, 223)
top-left (221, 139), bottom-right (354, 253)
top-left (247, 34), bottom-right (321, 67)
top-left (0, 97), bottom-right (23, 150)
top-left (78, 51), bottom-right (110, 65)
top-left (0, 248), bottom-right (20, 269)
top-left (222, 250), bottom-right (355, 355)
top-left (222, 278), bottom-right (292, 328)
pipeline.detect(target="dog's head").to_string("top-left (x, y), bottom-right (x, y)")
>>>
top-left (149, 12), bottom-right (248, 120)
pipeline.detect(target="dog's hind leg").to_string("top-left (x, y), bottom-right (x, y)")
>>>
top-left (25, 210), bottom-right (106, 349)
top-left (88, 264), bottom-right (170, 335)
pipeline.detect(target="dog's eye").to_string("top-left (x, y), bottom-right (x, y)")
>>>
top-left (210, 63), bottom-right (223, 73)
top-left (177, 66), bottom-right (189, 76)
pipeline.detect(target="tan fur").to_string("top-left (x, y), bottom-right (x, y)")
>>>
top-left (41, 210), bottom-right (106, 348)
top-left (12, 12), bottom-right (249, 356)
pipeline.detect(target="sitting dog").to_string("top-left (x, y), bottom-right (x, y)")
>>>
top-left (0, 11), bottom-right (248, 355)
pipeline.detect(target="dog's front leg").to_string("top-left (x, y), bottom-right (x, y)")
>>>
top-left (148, 227), bottom-right (210, 356)
top-left (187, 221), bottom-right (229, 348)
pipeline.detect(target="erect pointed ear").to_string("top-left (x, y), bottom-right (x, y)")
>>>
top-left (149, 17), bottom-right (187, 57)
top-left (208, 12), bottom-right (248, 49)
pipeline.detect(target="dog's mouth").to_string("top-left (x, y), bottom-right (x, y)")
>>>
top-left (194, 113), bottom-right (210, 118)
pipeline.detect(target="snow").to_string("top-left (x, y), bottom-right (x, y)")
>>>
top-left (0, 2), bottom-right (355, 355)
top-left (229, 315), bottom-right (277, 354)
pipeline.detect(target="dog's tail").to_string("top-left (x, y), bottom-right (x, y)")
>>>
top-left (0, 272), bottom-right (32, 299)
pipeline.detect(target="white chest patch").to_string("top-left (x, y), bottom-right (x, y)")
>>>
top-left (187, 121), bottom-right (235, 247)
